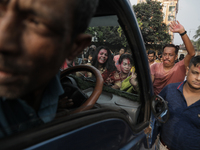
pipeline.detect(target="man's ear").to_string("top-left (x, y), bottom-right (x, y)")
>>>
top-left (67, 34), bottom-right (91, 61)
top-left (175, 54), bottom-right (178, 61)
top-left (186, 66), bottom-right (189, 76)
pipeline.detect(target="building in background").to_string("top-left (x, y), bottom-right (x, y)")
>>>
top-left (137, 0), bottom-right (179, 43)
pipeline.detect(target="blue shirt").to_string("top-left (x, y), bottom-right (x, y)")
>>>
top-left (159, 81), bottom-right (200, 150)
top-left (0, 72), bottom-right (64, 138)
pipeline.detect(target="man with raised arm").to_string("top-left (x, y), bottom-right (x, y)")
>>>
top-left (150, 21), bottom-right (195, 95)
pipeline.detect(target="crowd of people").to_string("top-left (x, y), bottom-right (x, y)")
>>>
top-left (63, 20), bottom-right (200, 150)
top-left (149, 21), bottom-right (200, 150)
top-left (71, 45), bottom-right (138, 93)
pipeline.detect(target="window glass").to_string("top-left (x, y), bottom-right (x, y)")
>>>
top-left (169, 6), bottom-right (175, 12)
top-left (70, 15), bottom-right (141, 124)
top-left (168, 15), bottom-right (174, 21)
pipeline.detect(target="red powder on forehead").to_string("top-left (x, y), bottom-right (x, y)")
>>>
top-left (99, 49), bottom-right (107, 54)
top-left (196, 64), bottom-right (200, 71)
top-left (121, 58), bottom-right (130, 65)
top-left (198, 66), bottom-right (200, 71)
top-left (120, 58), bottom-right (131, 74)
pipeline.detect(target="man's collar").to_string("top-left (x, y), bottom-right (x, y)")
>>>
top-left (177, 81), bottom-right (186, 93)
top-left (2, 72), bottom-right (64, 123)
top-left (38, 72), bottom-right (64, 123)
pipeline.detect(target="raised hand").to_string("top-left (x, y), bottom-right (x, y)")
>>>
top-left (169, 20), bottom-right (185, 34)
top-left (129, 71), bottom-right (137, 87)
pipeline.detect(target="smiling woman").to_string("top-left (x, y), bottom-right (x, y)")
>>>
top-left (89, 46), bottom-right (122, 89)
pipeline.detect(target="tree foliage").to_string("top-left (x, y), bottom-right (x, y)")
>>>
top-left (85, 0), bottom-right (171, 52)
top-left (193, 26), bottom-right (200, 51)
top-left (133, 0), bottom-right (171, 51)
top-left (85, 26), bottom-right (128, 51)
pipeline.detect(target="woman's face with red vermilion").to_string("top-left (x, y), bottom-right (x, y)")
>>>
top-left (120, 58), bottom-right (132, 74)
top-left (98, 49), bottom-right (108, 64)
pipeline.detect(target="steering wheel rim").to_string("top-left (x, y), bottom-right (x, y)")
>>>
top-left (61, 65), bottom-right (103, 113)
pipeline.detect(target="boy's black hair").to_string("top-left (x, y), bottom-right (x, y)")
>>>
top-left (189, 56), bottom-right (200, 68)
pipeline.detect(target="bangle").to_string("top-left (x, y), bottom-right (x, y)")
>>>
top-left (180, 31), bottom-right (187, 36)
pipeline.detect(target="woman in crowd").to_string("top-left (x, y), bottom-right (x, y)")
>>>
top-left (118, 54), bottom-right (132, 80)
top-left (91, 46), bottom-right (121, 89)
top-left (117, 54), bottom-right (138, 93)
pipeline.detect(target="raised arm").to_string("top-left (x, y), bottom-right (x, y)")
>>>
top-left (169, 21), bottom-right (195, 68)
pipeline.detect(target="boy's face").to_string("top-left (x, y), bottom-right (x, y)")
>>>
top-left (186, 64), bottom-right (200, 90)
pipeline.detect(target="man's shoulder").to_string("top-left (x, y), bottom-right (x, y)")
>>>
top-left (159, 82), bottom-right (183, 98)
top-left (152, 62), bottom-right (162, 67)
top-left (150, 62), bottom-right (162, 70)
top-left (175, 59), bottom-right (185, 66)
top-left (168, 81), bottom-right (182, 87)
top-left (164, 82), bottom-right (183, 90)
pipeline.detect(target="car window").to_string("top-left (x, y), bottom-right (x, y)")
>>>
top-left (59, 14), bottom-right (142, 125)
top-left (65, 15), bottom-right (140, 102)
top-left (0, 1), bottom-right (144, 142)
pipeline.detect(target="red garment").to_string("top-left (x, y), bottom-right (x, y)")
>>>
top-left (61, 61), bottom-right (68, 70)
top-left (115, 64), bottom-right (121, 72)
top-left (61, 60), bottom-right (75, 70)
top-left (101, 69), bottom-right (121, 86)
top-left (113, 55), bottom-right (120, 64)
top-left (150, 59), bottom-right (185, 95)
top-left (113, 55), bottom-right (121, 71)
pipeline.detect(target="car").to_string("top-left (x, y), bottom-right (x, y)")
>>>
top-left (0, 0), bottom-right (169, 149)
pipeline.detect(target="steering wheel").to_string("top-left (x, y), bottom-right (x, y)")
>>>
top-left (61, 65), bottom-right (103, 113)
